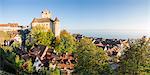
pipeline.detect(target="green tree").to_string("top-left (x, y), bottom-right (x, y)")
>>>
top-left (25, 35), bottom-right (33, 51)
top-left (0, 31), bottom-right (11, 44)
top-left (0, 47), bottom-right (17, 74)
top-left (55, 30), bottom-right (76, 53)
top-left (11, 41), bottom-right (21, 48)
top-left (2, 46), bottom-right (16, 64)
top-left (15, 55), bottom-right (25, 68)
top-left (30, 25), bottom-right (54, 47)
top-left (75, 38), bottom-right (113, 75)
top-left (26, 59), bottom-right (33, 73)
top-left (50, 68), bottom-right (60, 75)
top-left (118, 39), bottom-right (150, 75)
top-left (1, 46), bottom-right (13, 52)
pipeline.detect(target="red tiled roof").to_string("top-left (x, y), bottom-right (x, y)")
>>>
top-left (0, 23), bottom-right (19, 27)
top-left (96, 43), bottom-right (104, 47)
top-left (54, 17), bottom-right (59, 22)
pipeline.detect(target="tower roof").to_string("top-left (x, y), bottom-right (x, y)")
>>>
top-left (54, 17), bottom-right (60, 22)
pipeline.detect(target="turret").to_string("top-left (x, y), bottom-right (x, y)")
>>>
top-left (41, 9), bottom-right (51, 18)
top-left (53, 17), bottom-right (60, 37)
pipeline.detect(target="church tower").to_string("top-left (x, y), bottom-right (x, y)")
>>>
top-left (41, 9), bottom-right (51, 18)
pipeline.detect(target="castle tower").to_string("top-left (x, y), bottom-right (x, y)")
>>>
top-left (41, 9), bottom-right (51, 18)
top-left (53, 17), bottom-right (60, 37)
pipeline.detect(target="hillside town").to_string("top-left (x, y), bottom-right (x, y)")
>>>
top-left (0, 9), bottom-right (150, 75)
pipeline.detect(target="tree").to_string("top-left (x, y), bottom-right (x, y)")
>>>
top-left (1, 46), bottom-right (16, 64)
top-left (29, 25), bottom-right (54, 47)
top-left (0, 48), bottom-right (17, 74)
top-left (50, 68), bottom-right (60, 75)
top-left (15, 55), bottom-right (24, 68)
top-left (11, 41), bottom-right (21, 48)
top-left (55, 30), bottom-right (76, 53)
top-left (1, 46), bottom-right (13, 52)
top-left (118, 38), bottom-right (150, 75)
top-left (26, 59), bottom-right (33, 73)
top-left (75, 38), bottom-right (113, 75)
top-left (0, 31), bottom-right (12, 44)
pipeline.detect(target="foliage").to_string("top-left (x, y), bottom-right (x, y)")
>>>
top-left (15, 55), bottom-right (25, 68)
top-left (0, 70), bottom-right (14, 75)
top-left (0, 47), bottom-right (5, 56)
top-left (75, 38), bottom-right (113, 75)
top-left (6, 52), bottom-right (16, 64)
top-left (0, 46), bottom-right (17, 64)
top-left (55, 30), bottom-right (76, 53)
top-left (30, 25), bottom-right (54, 47)
top-left (25, 35), bottom-right (33, 51)
top-left (118, 39), bottom-right (150, 75)
top-left (50, 68), bottom-right (60, 75)
top-left (0, 31), bottom-right (11, 44)
top-left (11, 41), bottom-right (21, 48)
top-left (0, 47), bottom-right (18, 74)
top-left (26, 59), bottom-right (33, 73)
top-left (1, 46), bottom-right (13, 52)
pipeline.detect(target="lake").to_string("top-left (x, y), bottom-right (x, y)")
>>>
top-left (70, 30), bottom-right (150, 39)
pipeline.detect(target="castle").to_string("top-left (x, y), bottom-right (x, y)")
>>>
top-left (31, 9), bottom-right (60, 37)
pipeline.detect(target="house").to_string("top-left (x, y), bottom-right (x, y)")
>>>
top-left (74, 34), bottom-right (83, 42)
top-left (0, 23), bottom-right (21, 31)
top-left (21, 44), bottom-right (77, 74)
top-left (33, 57), bottom-right (43, 71)
top-left (28, 45), bottom-right (57, 71)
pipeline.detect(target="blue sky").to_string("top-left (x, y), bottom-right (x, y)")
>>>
top-left (0, 0), bottom-right (150, 31)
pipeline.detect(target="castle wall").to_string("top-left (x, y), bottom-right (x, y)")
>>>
top-left (32, 22), bottom-right (51, 29)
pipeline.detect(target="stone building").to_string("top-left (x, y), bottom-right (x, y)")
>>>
top-left (31, 9), bottom-right (60, 37)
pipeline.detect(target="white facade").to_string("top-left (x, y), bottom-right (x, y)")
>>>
top-left (0, 23), bottom-right (21, 31)
top-left (0, 27), bottom-right (20, 31)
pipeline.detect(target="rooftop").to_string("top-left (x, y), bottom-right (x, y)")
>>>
top-left (0, 23), bottom-right (19, 27)
top-left (31, 18), bottom-right (54, 23)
